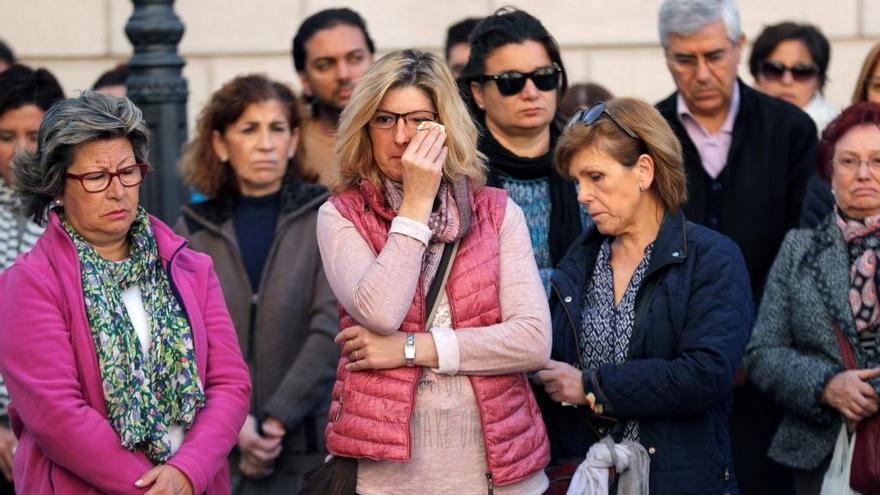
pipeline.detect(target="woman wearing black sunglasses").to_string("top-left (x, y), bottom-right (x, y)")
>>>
top-left (464, 8), bottom-right (588, 295)
top-left (751, 22), bottom-right (839, 230)
top-left (750, 22), bottom-right (838, 134)
top-left (533, 98), bottom-right (752, 494)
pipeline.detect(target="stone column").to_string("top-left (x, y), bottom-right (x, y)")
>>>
top-left (125, 0), bottom-right (188, 223)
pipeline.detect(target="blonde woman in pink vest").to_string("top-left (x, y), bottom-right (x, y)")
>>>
top-left (313, 49), bottom-right (552, 494)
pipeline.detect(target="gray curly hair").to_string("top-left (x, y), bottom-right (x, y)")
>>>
top-left (13, 91), bottom-right (150, 225)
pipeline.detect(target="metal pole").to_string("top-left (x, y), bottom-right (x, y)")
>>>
top-left (124, 0), bottom-right (188, 223)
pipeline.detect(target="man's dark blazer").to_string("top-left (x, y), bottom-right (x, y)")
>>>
top-left (656, 80), bottom-right (817, 302)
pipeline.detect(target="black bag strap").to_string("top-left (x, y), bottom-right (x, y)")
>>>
top-left (424, 239), bottom-right (460, 325)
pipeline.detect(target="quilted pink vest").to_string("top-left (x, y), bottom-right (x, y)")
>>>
top-left (325, 181), bottom-right (550, 486)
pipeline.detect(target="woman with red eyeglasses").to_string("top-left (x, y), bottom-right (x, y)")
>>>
top-left (0, 91), bottom-right (250, 494)
top-left (750, 22), bottom-right (838, 134)
top-left (463, 8), bottom-right (590, 296)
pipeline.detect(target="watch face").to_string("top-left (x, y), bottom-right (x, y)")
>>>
top-left (405, 334), bottom-right (416, 360)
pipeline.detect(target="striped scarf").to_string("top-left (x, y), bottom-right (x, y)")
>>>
top-left (0, 177), bottom-right (42, 420)
top-left (0, 177), bottom-right (42, 271)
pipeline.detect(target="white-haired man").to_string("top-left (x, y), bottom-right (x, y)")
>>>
top-left (656, 1), bottom-right (817, 494)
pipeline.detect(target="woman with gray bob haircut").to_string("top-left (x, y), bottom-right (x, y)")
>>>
top-left (658, 0), bottom-right (741, 48)
top-left (14, 91), bottom-right (148, 223)
top-left (0, 91), bottom-right (250, 494)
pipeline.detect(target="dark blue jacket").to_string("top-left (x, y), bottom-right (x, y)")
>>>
top-left (536, 211), bottom-right (754, 495)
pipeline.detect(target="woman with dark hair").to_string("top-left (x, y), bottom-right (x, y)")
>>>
top-left (745, 102), bottom-right (880, 495)
top-left (0, 64), bottom-right (63, 269)
top-left (853, 42), bottom-right (880, 105)
top-left (750, 22), bottom-right (837, 133)
top-left (749, 23), bottom-right (838, 230)
top-left (176, 74), bottom-right (338, 494)
top-left (464, 8), bottom-right (588, 294)
top-left (0, 63), bottom-right (62, 492)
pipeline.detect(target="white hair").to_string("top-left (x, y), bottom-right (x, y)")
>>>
top-left (658, 0), bottom-right (741, 48)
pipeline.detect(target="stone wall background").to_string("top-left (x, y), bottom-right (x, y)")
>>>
top-left (2, 0), bottom-right (878, 130)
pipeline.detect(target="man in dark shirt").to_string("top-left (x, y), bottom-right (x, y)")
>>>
top-left (655, 1), bottom-right (817, 494)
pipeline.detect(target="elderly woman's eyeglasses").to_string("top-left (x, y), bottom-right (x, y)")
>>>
top-left (368, 110), bottom-right (438, 131)
top-left (65, 163), bottom-right (148, 193)
top-left (476, 64), bottom-right (562, 96)
top-left (833, 155), bottom-right (880, 175)
top-left (566, 102), bottom-right (641, 141)
top-left (759, 61), bottom-right (819, 82)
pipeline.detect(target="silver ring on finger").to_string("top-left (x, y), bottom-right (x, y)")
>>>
top-left (353, 349), bottom-right (360, 360)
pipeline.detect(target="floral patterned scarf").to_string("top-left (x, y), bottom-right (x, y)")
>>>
top-left (836, 207), bottom-right (880, 333)
top-left (62, 208), bottom-right (205, 462)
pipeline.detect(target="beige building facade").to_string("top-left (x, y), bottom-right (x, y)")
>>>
top-left (2, 0), bottom-right (878, 131)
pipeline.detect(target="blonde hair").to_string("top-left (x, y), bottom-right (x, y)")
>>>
top-left (554, 97), bottom-right (688, 213)
top-left (334, 49), bottom-right (486, 193)
top-left (853, 42), bottom-right (880, 104)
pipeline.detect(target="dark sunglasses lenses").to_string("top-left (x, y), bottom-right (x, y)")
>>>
top-left (790, 65), bottom-right (819, 81)
top-left (759, 62), bottom-right (785, 80)
top-left (493, 67), bottom-right (560, 96)
top-left (760, 61), bottom-right (818, 82)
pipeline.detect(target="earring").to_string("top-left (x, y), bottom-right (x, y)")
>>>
top-left (638, 184), bottom-right (645, 192)
top-left (52, 199), bottom-right (63, 208)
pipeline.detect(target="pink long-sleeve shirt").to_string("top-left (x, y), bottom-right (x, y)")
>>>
top-left (318, 197), bottom-right (551, 494)
top-left (0, 212), bottom-right (251, 495)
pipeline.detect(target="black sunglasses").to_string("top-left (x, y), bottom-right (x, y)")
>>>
top-left (477, 64), bottom-right (562, 96)
top-left (566, 102), bottom-right (641, 142)
top-left (759, 61), bottom-right (819, 82)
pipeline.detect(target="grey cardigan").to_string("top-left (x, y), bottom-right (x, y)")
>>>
top-left (175, 179), bottom-right (339, 474)
top-left (744, 214), bottom-right (880, 470)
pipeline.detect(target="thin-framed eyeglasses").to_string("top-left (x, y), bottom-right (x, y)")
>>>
top-left (368, 110), bottom-right (438, 131)
top-left (476, 64), bottom-right (562, 96)
top-left (833, 155), bottom-right (880, 175)
top-left (566, 102), bottom-right (641, 142)
top-left (667, 46), bottom-right (734, 73)
top-left (759, 61), bottom-right (819, 82)
top-left (65, 163), bottom-right (148, 193)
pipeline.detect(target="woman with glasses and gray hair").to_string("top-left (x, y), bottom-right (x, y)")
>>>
top-left (463, 8), bottom-right (589, 295)
top-left (0, 91), bottom-right (250, 494)
top-left (315, 48), bottom-right (551, 494)
top-left (533, 98), bottom-right (752, 494)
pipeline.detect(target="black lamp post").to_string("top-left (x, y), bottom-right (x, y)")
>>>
top-left (124, 0), bottom-right (188, 222)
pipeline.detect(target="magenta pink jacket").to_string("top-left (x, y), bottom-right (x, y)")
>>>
top-left (0, 211), bottom-right (251, 494)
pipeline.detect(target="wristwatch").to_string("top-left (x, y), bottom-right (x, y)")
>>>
top-left (404, 333), bottom-right (416, 367)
